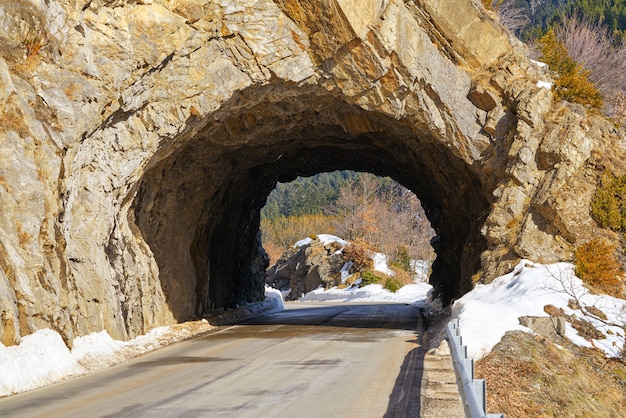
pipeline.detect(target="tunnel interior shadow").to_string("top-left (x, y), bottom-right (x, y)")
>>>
top-left (241, 303), bottom-right (421, 331)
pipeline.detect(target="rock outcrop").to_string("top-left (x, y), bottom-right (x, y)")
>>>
top-left (0, 0), bottom-right (625, 345)
top-left (265, 237), bottom-right (347, 300)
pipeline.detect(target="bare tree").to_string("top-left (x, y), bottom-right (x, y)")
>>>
top-left (495, 0), bottom-right (530, 35)
top-left (557, 16), bottom-right (626, 121)
top-left (332, 176), bottom-right (436, 264)
top-left (530, 0), bottom-right (545, 17)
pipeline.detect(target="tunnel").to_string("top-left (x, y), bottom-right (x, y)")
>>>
top-left (131, 82), bottom-right (491, 321)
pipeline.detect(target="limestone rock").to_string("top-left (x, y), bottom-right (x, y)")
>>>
top-left (266, 238), bottom-right (346, 300)
top-left (0, 0), bottom-right (624, 345)
top-left (519, 316), bottom-right (566, 338)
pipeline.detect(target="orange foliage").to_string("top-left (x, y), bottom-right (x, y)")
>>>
top-left (574, 238), bottom-right (624, 296)
top-left (342, 238), bottom-right (375, 272)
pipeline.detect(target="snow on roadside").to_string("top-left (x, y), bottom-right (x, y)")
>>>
top-left (451, 260), bottom-right (626, 360)
top-left (264, 285), bottom-right (285, 312)
top-left (0, 287), bottom-right (285, 397)
top-left (300, 282), bottom-right (433, 305)
top-left (0, 329), bottom-right (83, 396)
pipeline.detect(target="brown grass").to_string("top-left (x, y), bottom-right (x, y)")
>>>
top-left (476, 331), bottom-right (626, 417)
top-left (263, 240), bottom-right (284, 268)
top-left (389, 265), bottom-right (413, 286)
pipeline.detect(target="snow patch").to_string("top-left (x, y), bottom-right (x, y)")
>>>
top-left (372, 252), bottom-right (394, 276)
top-left (0, 329), bottom-right (83, 396)
top-left (452, 260), bottom-right (626, 360)
top-left (264, 285), bottom-right (286, 312)
top-left (294, 234), bottom-right (346, 248)
top-left (537, 80), bottom-right (553, 89)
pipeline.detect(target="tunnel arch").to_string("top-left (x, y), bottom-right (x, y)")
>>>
top-left (132, 82), bottom-right (490, 320)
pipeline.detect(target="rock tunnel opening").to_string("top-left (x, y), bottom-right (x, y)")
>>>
top-left (259, 170), bottom-right (437, 280)
top-left (132, 83), bottom-right (491, 321)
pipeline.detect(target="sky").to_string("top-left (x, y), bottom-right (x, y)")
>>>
top-left (1, 234), bottom-right (624, 398)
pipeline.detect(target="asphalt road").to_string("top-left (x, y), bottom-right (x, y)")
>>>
top-left (0, 302), bottom-right (425, 418)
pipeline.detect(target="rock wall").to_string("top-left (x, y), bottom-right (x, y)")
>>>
top-left (0, 0), bottom-right (624, 345)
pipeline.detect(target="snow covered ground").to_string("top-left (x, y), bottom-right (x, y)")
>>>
top-left (301, 282), bottom-right (433, 304)
top-left (451, 260), bottom-right (626, 360)
top-left (0, 286), bottom-right (284, 397)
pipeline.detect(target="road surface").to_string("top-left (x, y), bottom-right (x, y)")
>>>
top-left (0, 302), bottom-right (425, 417)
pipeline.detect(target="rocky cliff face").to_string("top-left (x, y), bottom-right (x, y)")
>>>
top-left (0, 0), bottom-right (624, 345)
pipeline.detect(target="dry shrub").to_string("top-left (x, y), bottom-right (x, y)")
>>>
top-left (342, 238), bottom-right (375, 272)
top-left (476, 331), bottom-right (626, 417)
top-left (262, 240), bottom-right (284, 268)
top-left (559, 17), bottom-right (626, 100)
top-left (570, 316), bottom-right (606, 341)
top-left (0, 1), bottom-right (48, 64)
top-left (384, 267), bottom-right (413, 293)
top-left (260, 213), bottom-right (336, 251)
top-left (585, 305), bottom-right (608, 321)
top-left (493, 0), bottom-right (530, 35)
top-left (389, 265), bottom-right (413, 286)
top-left (574, 238), bottom-right (624, 296)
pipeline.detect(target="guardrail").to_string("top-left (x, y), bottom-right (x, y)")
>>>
top-left (446, 319), bottom-right (504, 418)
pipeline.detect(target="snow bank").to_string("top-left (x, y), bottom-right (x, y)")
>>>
top-left (264, 285), bottom-right (285, 312)
top-left (452, 260), bottom-right (626, 360)
top-left (294, 234), bottom-right (346, 248)
top-left (537, 80), bottom-right (553, 89)
top-left (301, 282), bottom-right (432, 305)
top-left (0, 329), bottom-right (84, 396)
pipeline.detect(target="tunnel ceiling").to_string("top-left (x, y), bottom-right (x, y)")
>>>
top-left (1, 0), bottom-right (623, 344)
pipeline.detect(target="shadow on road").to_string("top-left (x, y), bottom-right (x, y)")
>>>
top-left (384, 343), bottom-right (425, 417)
top-left (242, 302), bottom-right (421, 331)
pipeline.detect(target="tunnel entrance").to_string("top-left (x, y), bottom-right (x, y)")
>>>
top-left (259, 170), bottom-right (436, 273)
top-left (132, 83), bottom-right (490, 321)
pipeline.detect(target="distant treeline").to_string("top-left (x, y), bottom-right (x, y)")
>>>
top-left (261, 171), bottom-right (397, 220)
top-left (492, 0), bottom-right (626, 41)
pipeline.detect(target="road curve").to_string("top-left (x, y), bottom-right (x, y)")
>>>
top-left (0, 302), bottom-right (424, 417)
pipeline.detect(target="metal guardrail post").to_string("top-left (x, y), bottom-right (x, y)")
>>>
top-left (446, 319), bottom-right (504, 418)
